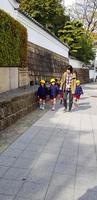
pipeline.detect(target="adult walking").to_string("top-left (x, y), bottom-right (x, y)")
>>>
top-left (60, 65), bottom-right (76, 112)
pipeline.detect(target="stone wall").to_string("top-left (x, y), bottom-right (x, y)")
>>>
top-left (27, 42), bottom-right (89, 84)
top-left (74, 68), bottom-right (89, 84)
top-left (27, 42), bottom-right (69, 84)
top-left (0, 88), bottom-right (38, 131)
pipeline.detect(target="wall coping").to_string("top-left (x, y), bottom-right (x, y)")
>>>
top-left (0, 86), bottom-right (38, 104)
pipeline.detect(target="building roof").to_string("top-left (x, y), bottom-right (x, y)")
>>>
top-left (15, 0), bottom-right (20, 2)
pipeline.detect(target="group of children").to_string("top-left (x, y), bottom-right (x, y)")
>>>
top-left (37, 78), bottom-right (83, 111)
top-left (37, 78), bottom-right (58, 111)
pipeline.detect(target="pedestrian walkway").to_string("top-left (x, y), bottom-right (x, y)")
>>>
top-left (0, 83), bottom-right (97, 200)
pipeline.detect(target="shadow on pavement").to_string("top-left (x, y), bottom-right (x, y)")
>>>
top-left (80, 97), bottom-right (89, 100)
top-left (79, 102), bottom-right (90, 106)
top-left (83, 85), bottom-right (97, 91)
top-left (76, 105), bottom-right (91, 111)
top-left (78, 186), bottom-right (97, 200)
top-left (72, 104), bottom-right (91, 112)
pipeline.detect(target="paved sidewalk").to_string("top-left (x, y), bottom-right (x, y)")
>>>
top-left (0, 83), bottom-right (97, 200)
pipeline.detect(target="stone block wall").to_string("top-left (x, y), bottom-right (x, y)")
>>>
top-left (27, 42), bottom-right (69, 83)
top-left (27, 42), bottom-right (89, 84)
top-left (0, 89), bottom-right (38, 131)
top-left (74, 68), bottom-right (89, 84)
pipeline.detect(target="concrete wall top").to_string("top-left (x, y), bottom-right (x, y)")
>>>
top-left (0, 0), bottom-right (19, 18)
top-left (69, 57), bottom-right (83, 69)
top-left (0, 0), bottom-right (69, 59)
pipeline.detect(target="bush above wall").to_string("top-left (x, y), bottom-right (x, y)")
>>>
top-left (0, 9), bottom-right (27, 67)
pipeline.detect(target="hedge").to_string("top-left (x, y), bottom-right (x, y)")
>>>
top-left (0, 9), bottom-right (27, 67)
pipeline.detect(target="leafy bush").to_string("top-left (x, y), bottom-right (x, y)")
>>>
top-left (0, 9), bottom-right (27, 67)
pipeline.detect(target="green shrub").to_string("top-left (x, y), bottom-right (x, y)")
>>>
top-left (0, 9), bottom-right (27, 67)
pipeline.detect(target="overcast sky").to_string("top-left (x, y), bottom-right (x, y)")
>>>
top-left (64, 0), bottom-right (75, 7)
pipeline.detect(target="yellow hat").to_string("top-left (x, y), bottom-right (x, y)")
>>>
top-left (40, 80), bottom-right (45, 84)
top-left (76, 80), bottom-right (80, 84)
top-left (50, 78), bottom-right (55, 83)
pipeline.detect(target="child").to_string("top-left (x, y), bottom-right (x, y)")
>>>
top-left (73, 80), bottom-right (83, 107)
top-left (37, 80), bottom-right (48, 110)
top-left (49, 78), bottom-right (59, 111)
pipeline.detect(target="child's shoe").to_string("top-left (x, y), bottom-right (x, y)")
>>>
top-left (60, 99), bottom-right (63, 104)
top-left (42, 104), bottom-right (45, 110)
top-left (40, 104), bottom-right (43, 110)
top-left (74, 102), bottom-right (78, 108)
top-left (52, 106), bottom-right (55, 111)
top-left (64, 108), bottom-right (67, 112)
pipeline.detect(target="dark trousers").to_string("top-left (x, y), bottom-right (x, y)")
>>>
top-left (64, 90), bottom-right (73, 111)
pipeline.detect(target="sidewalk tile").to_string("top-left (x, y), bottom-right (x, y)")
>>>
top-left (0, 179), bottom-right (23, 196)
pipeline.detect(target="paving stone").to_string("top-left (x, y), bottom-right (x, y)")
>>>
top-left (76, 165), bottom-right (97, 177)
top-left (27, 168), bottom-right (51, 182)
top-left (75, 174), bottom-right (97, 190)
top-left (33, 160), bottom-right (55, 174)
top-left (15, 197), bottom-right (41, 200)
top-left (38, 152), bottom-right (58, 162)
top-left (12, 157), bottom-right (35, 169)
top-left (45, 184), bottom-right (74, 200)
top-left (0, 179), bottom-right (23, 196)
top-left (51, 173), bottom-right (75, 188)
top-left (55, 162), bottom-right (76, 176)
top-left (79, 134), bottom-right (94, 145)
top-left (57, 154), bottom-right (77, 166)
top-left (26, 144), bottom-right (44, 153)
top-left (43, 147), bottom-right (60, 154)
top-left (17, 180), bottom-right (48, 199)
top-left (0, 166), bottom-right (9, 178)
top-left (3, 167), bottom-right (30, 180)
top-left (78, 155), bottom-right (97, 168)
top-left (76, 190), bottom-right (97, 200)
top-left (9, 142), bottom-right (28, 151)
top-left (19, 149), bottom-right (39, 159)
top-left (1, 148), bottom-right (23, 158)
top-left (0, 156), bottom-right (16, 167)
top-left (15, 136), bottom-right (33, 145)
top-left (0, 194), bottom-right (14, 200)
top-left (74, 187), bottom-right (97, 200)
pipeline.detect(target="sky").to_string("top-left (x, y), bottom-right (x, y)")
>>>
top-left (64, 0), bottom-right (75, 7)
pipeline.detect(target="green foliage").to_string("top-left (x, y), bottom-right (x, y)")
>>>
top-left (59, 20), bottom-right (95, 64)
top-left (59, 21), bottom-right (84, 53)
top-left (76, 33), bottom-right (95, 64)
top-left (20, 0), bottom-right (69, 35)
top-left (0, 9), bottom-right (27, 67)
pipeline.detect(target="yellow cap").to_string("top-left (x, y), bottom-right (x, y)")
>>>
top-left (40, 80), bottom-right (45, 84)
top-left (50, 78), bottom-right (55, 83)
top-left (76, 80), bottom-right (80, 84)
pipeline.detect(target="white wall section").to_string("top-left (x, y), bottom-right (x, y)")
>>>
top-left (69, 57), bottom-right (83, 69)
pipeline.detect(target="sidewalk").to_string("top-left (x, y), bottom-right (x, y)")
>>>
top-left (0, 83), bottom-right (97, 200)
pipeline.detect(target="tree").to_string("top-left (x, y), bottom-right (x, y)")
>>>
top-left (59, 20), bottom-right (95, 64)
top-left (67, 0), bottom-right (97, 32)
top-left (59, 21), bottom-right (84, 55)
top-left (20, 0), bottom-right (68, 35)
top-left (76, 33), bottom-right (95, 64)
